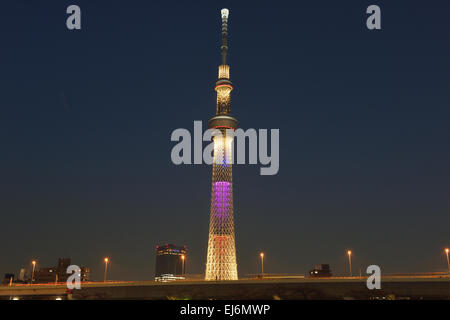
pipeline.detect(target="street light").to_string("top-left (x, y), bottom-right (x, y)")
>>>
top-left (31, 260), bottom-right (37, 284)
top-left (260, 252), bottom-right (264, 278)
top-left (445, 248), bottom-right (450, 273)
top-left (181, 255), bottom-right (185, 276)
top-left (104, 257), bottom-right (109, 282)
top-left (347, 250), bottom-right (352, 276)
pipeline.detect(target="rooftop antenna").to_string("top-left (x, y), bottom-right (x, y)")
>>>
top-left (221, 8), bottom-right (229, 65)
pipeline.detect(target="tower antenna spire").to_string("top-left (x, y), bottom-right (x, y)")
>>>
top-left (221, 8), bottom-right (229, 65)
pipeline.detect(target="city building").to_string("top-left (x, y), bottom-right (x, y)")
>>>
top-left (35, 258), bottom-right (90, 283)
top-left (205, 8), bottom-right (239, 281)
top-left (309, 264), bottom-right (332, 277)
top-left (155, 244), bottom-right (187, 282)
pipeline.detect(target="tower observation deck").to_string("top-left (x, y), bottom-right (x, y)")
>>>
top-left (205, 8), bottom-right (238, 281)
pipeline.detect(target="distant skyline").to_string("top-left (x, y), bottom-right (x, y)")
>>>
top-left (1, 0), bottom-right (450, 280)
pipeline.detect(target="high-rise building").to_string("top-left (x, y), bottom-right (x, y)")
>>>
top-left (155, 244), bottom-right (187, 282)
top-left (205, 8), bottom-right (239, 281)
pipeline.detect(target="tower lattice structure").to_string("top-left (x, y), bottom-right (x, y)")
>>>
top-left (205, 8), bottom-right (239, 281)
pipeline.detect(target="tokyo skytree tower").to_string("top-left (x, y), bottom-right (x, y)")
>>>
top-left (205, 8), bottom-right (239, 281)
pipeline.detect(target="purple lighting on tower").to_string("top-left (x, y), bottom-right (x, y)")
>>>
top-left (212, 181), bottom-right (232, 218)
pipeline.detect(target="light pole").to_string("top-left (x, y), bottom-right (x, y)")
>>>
top-left (260, 252), bottom-right (264, 278)
top-left (445, 248), bottom-right (450, 273)
top-left (181, 255), bottom-right (185, 276)
top-left (31, 260), bottom-right (37, 284)
top-left (104, 257), bottom-right (109, 282)
top-left (347, 250), bottom-right (352, 277)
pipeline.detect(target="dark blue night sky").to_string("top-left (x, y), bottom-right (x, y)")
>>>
top-left (1, 0), bottom-right (449, 280)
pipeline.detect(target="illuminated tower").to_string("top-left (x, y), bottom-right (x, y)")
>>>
top-left (205, 8), bottom-right (238, 281)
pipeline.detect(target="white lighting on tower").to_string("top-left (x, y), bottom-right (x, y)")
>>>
top-left (221, 8), bottom-right (229, 19)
